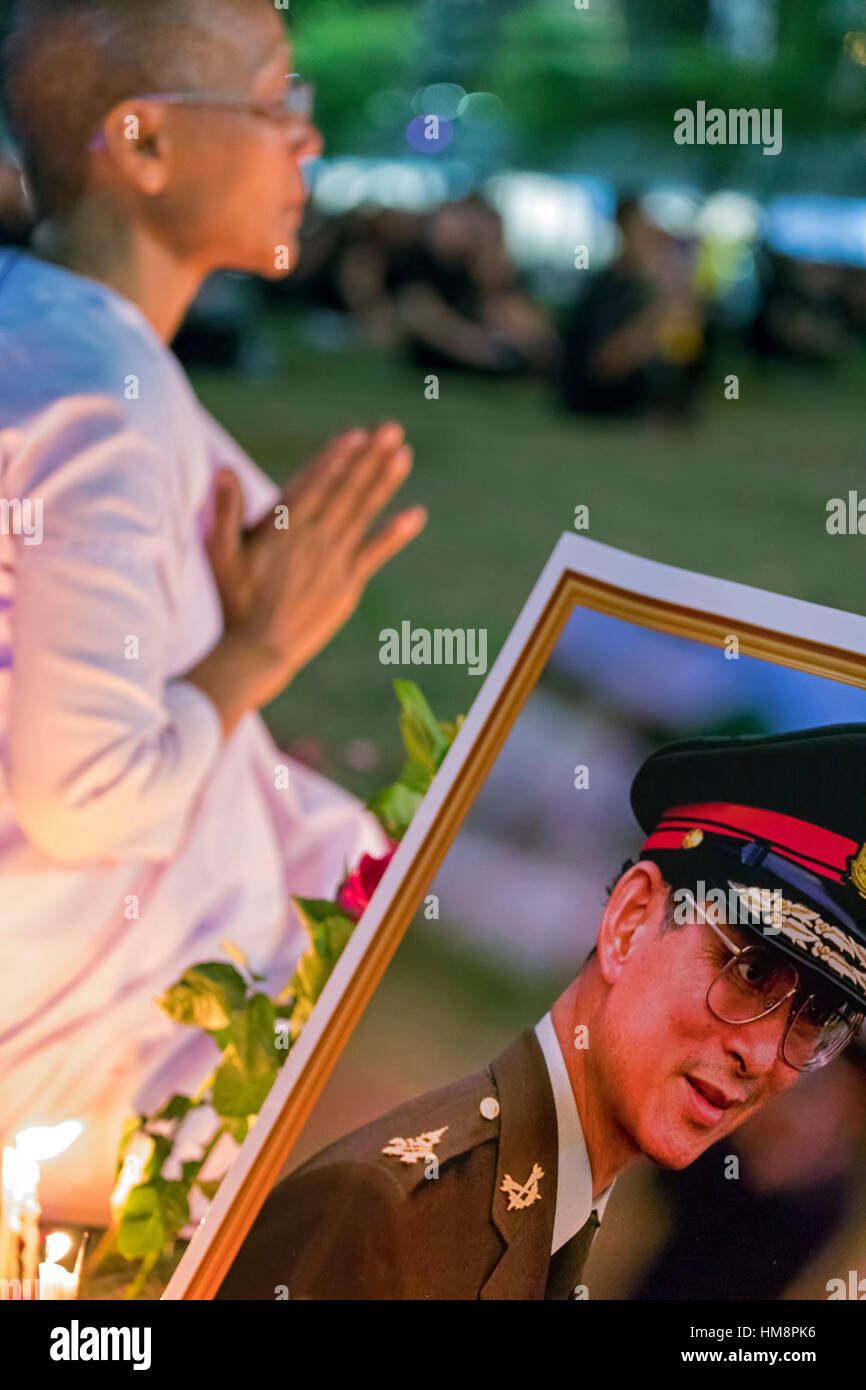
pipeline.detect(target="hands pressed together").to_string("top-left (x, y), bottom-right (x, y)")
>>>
top-left (186, 422), bottom-right (426, 734)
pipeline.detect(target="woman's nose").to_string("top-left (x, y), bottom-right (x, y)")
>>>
top-left (289, 124), bottom-right (323, 162)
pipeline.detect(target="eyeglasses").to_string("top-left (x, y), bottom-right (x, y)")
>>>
top-left (88, 76), bottom-right (315, 152)
top-left (682, 890), bottom-right (864, 1071)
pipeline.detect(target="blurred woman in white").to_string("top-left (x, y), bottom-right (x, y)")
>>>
top-left (0, 0), bottom-right (425, 1221)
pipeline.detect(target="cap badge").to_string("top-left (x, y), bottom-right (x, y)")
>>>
top-left (381, 1127), bottom-right (448, 1164)
top-left (847, 842), bottom-right (866, 901)
top-left (681, 828), bottom-right (704, 849)
top-left (500, 1163), bottom-right (544, 1211)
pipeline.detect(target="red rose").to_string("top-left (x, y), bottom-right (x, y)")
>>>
top-left (337, 848), bottom-right (396, 921)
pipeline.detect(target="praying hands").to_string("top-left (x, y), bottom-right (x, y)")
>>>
top-left (187, 422), bottom-right (426, 733)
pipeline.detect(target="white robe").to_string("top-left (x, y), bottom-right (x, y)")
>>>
top-left (0, 250), bottom-right (387, 1223)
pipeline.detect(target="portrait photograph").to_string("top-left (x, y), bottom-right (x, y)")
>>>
top-left (163, 536), bottom-right (866, 1304)
top-left (1, 0), bottom-right (865, 1363)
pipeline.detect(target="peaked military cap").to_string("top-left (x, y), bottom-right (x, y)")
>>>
top-left (630, 723), bottom-right (866, 1015)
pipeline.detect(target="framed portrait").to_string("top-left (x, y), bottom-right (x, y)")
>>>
top-left (165, 533), bottom-right (866, 1300)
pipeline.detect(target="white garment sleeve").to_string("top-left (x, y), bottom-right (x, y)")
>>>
top-left (6, 395), bottom-right (223, 864)
top-left (196, 402), bottom-right (280, 526)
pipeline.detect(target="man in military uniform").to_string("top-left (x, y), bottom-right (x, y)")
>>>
top-left (217, 725), bottom-right (866, 1300)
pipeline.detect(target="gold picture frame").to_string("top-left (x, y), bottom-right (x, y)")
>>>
top-left (165, 533), bottom-right (866, 1299)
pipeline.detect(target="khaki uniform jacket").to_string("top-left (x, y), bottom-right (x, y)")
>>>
top-left (217, 1029), bottom-right (594, 1301)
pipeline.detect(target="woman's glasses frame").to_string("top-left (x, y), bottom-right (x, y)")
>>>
top-left (87, 76), bottom-right (315, 153)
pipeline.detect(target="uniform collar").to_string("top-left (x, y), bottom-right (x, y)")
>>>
top-left (481, 1030), bottom-right (558, 1300)
top-left (534, 1012), bottom-right (613, 1253)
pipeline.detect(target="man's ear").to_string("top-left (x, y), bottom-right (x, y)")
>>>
top-left (97, 102), bottom-right (173, 197)
top-left (596, 859), bottom-right (668, 985)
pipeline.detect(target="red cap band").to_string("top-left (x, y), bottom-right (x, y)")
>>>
top-left (641, 801), bottom-right (859, 883)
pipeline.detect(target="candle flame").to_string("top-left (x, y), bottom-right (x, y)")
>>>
top-left (45, 1231), bottom-right (72, 1264)
top-left (15, 1121), bottom-right (83, 1162)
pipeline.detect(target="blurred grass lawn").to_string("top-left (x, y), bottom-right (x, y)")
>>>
top-left (193, 326), bottom-right (866, 796)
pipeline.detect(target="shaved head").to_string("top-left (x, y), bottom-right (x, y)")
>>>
top-left (2, 0), bottom-right (283, 216)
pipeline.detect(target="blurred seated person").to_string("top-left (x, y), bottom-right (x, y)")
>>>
top-left (338, 209), bottom-right (422, 348)
top-left (389, 195), bottom-right (554, 375)
top-left (557, 195), bottom-right (707, 421)
top-left (750, 253), bottom-right (850, 367)
top-left (271, 209), bottom-right (386, 314)
top-left (268, 208), bottom-right (422, 350)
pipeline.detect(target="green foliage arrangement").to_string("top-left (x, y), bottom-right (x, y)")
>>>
top-left (96, 681), bottom-right (462, 1297)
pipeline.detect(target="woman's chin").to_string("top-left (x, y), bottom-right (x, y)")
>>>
top-left (264, 234), bottom-right (299, 279)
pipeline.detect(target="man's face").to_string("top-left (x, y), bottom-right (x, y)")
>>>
top-left (144, 6), bottom-right (321, 277)
top-left (595, 867), bottom-right (802, 1169)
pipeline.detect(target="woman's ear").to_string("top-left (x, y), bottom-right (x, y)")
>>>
top-left (96, 102), bottom-right (173, 197)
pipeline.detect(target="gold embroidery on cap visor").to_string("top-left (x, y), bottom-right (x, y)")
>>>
top-left (729, 882), bottom-right (866, 996)
top-left (847, 841), bottom-right (866, 901)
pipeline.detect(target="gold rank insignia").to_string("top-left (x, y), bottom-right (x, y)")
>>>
top-left (848, 842), bottom-right (866, 900)
top-left (500, 1163), bottom-right (544, 1211)
top-left (381, 1127), bottom-right (448, 1164)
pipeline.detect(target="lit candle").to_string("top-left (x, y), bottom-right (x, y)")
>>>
top-left (20, 1193), bottom-right (40, 1285)
top-left (38, 1232), bottom-right (82, 1301)
top-left (0, 1145), bottom-right (37, 1286)
top-left (0, 1152), bottom-right (18, 1283)
top-left (0, 1122), bottom-right (83, 1291)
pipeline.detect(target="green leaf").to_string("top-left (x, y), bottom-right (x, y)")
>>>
top-left (115, 1177), bottom-right (190, 1261)
top-left (394, 680), bottom-right (449, 772)
top-left (181, 1159), bottom-right (203, 1186)
top-left (292, 897), bottom-right (350, 932)
top-left (158, 1180), bottom-right (190, 1239)
top-left (437, 714), bottom-right (465, 746)
top-left (144, 1133), bottom-right (172, 1181)
top-left (116, 1185), bottom-right (161, 1260)
top-left (282, 900), bottom-right (357, 1040)
top-left (157, 962), bottom-right (248, 1032)
top-left (197, 1179), bottom-right (222, 1201)
top-left (212, 1053), bottom-right (272, 1118)
top-left (366, 781), bottom-right (423, 840)
top-left (212, 994), bottom-right (280, 1118)
top-left (225, 1116), bottom-right (249, 1145)
top-left (211, 1023), bottom-right (234, 1052)
top-left (291, 900), bottom-right (356, 967)
top-left (153, 1094), bottom-right (193, 1123)
top-left (114, 1117), bottom-right (147, 1183)
top-left (290, 903), bottom-right (355, 984)
top-left (398, 757), bottom-right (434, 793)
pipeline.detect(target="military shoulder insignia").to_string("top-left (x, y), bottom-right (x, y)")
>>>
top-left (848, 842), bottom-right (866, 901)
top-left (381, 1127), bottom-right (448, 1164)
top-left (500, 1163), bottom-right (544, 1211)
